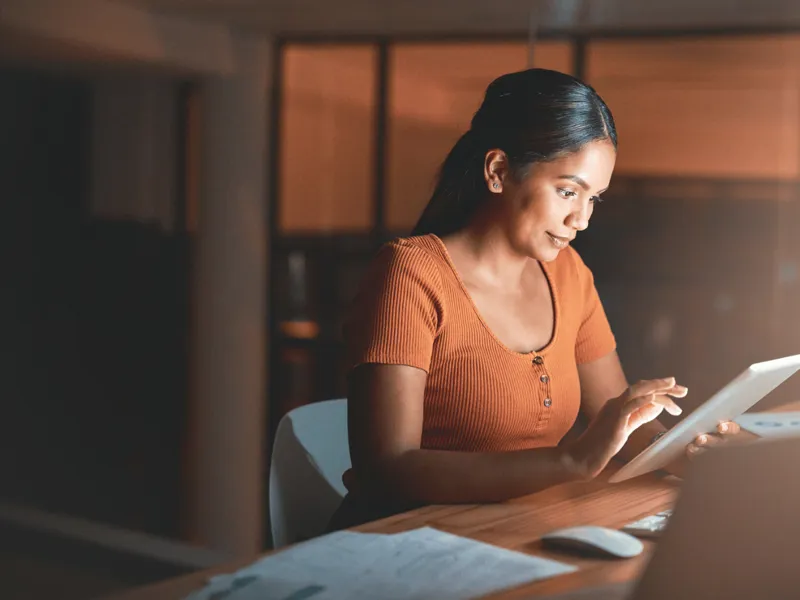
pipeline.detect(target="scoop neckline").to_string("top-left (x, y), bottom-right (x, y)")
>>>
top-left (427, 233), bottom-right (560, 358)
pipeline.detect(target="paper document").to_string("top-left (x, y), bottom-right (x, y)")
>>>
top-left (735, 412), bottom-right (800, 439)
top-left (185, 527), bottom-right (577, 600)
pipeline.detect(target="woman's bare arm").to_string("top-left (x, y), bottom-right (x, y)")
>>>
top-left (347, 364), bottom-right (587, 504)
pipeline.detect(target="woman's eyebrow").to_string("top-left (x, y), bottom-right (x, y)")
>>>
top-left (557, 174), bottom-right (608, 194)
top-left (557, 174), bottom-right (590, 190)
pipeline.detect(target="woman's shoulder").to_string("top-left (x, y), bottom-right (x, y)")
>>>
top-left (382, 234), bottom-right (448, 260)
top-left (345, 235), bottom-right (449, 358)
top-left (548, 245), bottom-right (597, 294)
top-left (367, 234), bottom-right (450, 282)
top-left (555, 244), bottom-right (592, 274)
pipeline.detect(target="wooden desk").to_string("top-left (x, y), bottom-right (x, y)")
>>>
top-left (103, 473), bottom-right (677, 600)
top-left (105, 401), bottom-right (800, 600)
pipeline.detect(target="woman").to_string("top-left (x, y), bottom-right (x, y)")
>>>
top-left (329, 68), bottom-right (738, 530)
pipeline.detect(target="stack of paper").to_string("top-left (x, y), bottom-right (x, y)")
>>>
top-left (186, 526), bottom-right (577, 600)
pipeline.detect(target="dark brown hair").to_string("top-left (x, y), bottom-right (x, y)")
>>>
top-left (412, 68), bottom-right (617, 237)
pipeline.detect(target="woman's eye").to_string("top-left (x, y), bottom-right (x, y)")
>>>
top-left (590, 195), bottom-right (604, 204)
top-left (557, 188), bottom-right (577, 199)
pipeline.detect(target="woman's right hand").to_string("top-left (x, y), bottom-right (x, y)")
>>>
top-left (566, 378), bottom-right (686, 480)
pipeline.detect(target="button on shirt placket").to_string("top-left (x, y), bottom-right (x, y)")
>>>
top-left (532, 355), bottom-right (553, 429)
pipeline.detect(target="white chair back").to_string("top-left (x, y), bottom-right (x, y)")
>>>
top-left (268, 398), bottom-right (350, 549)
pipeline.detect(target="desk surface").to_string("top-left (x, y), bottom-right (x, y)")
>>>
top-left (105, 401), bottom-right (799, 600)
top-left (104, 473), bottom-right (677, 600)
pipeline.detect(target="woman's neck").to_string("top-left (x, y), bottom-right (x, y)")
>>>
top-left (443, 224), bottom-right (531, 289)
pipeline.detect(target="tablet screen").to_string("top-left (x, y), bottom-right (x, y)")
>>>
top-left (609, 354), bottom-right (800, 483)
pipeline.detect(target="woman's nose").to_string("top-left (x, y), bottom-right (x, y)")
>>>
top-left (566, 203), bottom-right (591, 231)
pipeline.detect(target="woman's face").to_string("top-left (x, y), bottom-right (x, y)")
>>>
top-left (486, 140), bottom-right (617, 262)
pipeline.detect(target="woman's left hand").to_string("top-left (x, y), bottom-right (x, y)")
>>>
top-left (685, 420), bottom-right (742, 457)
top-left (663, 420), bottom-right (742, 478)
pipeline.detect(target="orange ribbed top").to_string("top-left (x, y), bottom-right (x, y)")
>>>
top-left (344, 234), bottom-right (616, 453)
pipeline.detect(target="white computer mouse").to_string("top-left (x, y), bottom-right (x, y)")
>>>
top-left (541, 525), bottom-right (644, 559)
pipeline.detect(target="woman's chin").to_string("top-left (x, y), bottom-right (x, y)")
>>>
top-left (532, 244), bottom-right (563, 262)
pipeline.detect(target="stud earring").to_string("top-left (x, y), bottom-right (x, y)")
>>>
top-left (492, 182), bottom-right (500, 190)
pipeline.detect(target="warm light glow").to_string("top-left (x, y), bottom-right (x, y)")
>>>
top-left (279, 45), bottom-right (377, 233)
top-left (587, 36), bottom-right (800, 180)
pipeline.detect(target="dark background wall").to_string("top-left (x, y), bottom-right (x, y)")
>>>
top-left (0, 68), bottom-right (189, 539)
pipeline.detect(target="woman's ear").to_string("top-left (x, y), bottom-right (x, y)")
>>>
top-left (484, 149), bottom-right (509, 194)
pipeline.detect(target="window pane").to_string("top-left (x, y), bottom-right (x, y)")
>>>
top-left (386, 42), bottom-right (573, 233)
top-left (279, 45), bottom-right (376, 233)
top-left (587, 36), bottom-right (800, 179)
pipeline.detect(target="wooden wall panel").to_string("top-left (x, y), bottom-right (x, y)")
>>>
top-left (587, 36), bottom-right (800, 180)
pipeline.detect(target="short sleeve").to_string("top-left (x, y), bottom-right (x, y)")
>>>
top-left (344, 241), bottom-right (444, 373)
top-left (570, 249), bottom-right (616, 365)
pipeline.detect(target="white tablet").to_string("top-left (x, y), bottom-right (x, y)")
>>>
top-left (608, 354), bottom-right (800, 483)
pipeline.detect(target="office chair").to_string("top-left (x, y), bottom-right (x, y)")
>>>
top-left (268, 399), bottom-right (350, 549)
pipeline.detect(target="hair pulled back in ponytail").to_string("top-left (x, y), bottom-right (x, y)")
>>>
top-left (412, 68), bottom-right (617, 237)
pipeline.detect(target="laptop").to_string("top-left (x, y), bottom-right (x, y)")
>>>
top-left (544, 437), bottom-right (800, 600)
